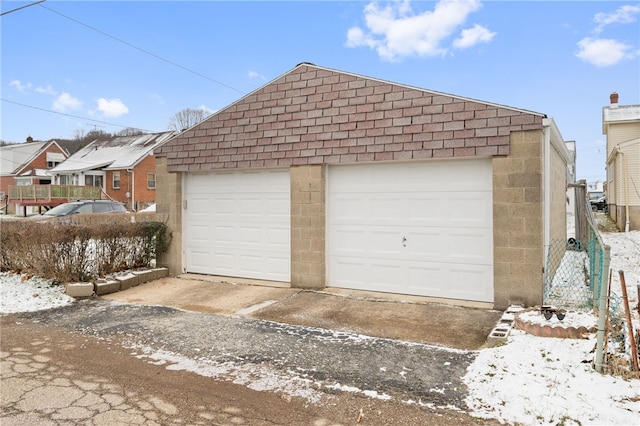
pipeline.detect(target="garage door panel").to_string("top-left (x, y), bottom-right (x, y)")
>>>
top-left (407, 264), bottom-right (445, 293)
top-left (332, 228), bottom-right (368, 254)
top-left (404, 229), bottom-right (445, 259)
top-left (448, 230), bottom-right (493, 263)
top-left (448, 266), bottom-right (493, 302)
top-left (370, 262), bottom-right (403, 291)
top-left (447, 194), bottom-right (492, 226)
top-left (331, 196), bottom-right (368, 222)
top-left (370, 230), bottom-right (404, 257)
top-left (328, 160), bottom-right (493, 302)
top-left (184, 169), bottom-right (290, 282)
top-left (189, 224), bottom-right (210, 242)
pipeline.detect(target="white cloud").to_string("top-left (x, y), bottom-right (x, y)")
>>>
top-left (594, 4), bottom-right (640, 33)
top-left (9, 80), bottom-right (32, 92)
top-left (346, 0), bottom-right (486, 61)
top-left (52, 92), bottom-right (82, 112)
top-left (453, 23), bottom-right (495, 49)
top-left (150, 93), bottom-right (165, 105)
top-left (197, 105), bottom-right (215, 116)
top-left (9, 80), bottom-right (57, 96)
top-left (577, 4), bottom-right (640, 67)
top-left (575, 37), bottom-right (635, 67)
top-left (248, 70), bottom-right (267, 81)
top-left (34, 84), bottom-right (56, 95)
top-left (96, 98), bottom-right (129, 117)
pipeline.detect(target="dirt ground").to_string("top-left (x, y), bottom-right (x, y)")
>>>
top-left (1, 316), bottom-right (500, 425)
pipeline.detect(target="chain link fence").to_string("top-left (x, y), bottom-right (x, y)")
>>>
top-left (544, 196), bottom-right (620, 317)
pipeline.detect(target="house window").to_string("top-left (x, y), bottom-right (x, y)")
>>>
top-left (59, 175), bottom-right (70, 185)
top-left (147, 173), bottom-right (156, 189)
top-left (47, 161), bottom-right (60, 169)
top-left (113, 171), bottom-right (121, 189)
top-left (15, 178), bottom-right (33, 186)
top-left (85, 174), bottom-right (104, 188)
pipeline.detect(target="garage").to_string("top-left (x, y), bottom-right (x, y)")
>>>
top-left (327, 159), bottom-right (494, 302)
top-left (183, 169), bottom-right (290, 282)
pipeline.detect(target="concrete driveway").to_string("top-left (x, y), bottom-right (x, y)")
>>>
top-left (102, 274), bottom-right (502, 350)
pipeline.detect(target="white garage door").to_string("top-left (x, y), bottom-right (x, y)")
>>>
top-left (183, 169), bottom-right (290, 282)
top-left (328, 160), bottom-right (493, 302)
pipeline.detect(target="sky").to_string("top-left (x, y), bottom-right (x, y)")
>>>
top-left (1, 1), bottom-right (639, 183)
top-left (2, 227), bottom-right (639, 424)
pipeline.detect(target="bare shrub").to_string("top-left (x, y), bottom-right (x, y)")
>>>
top-left (0, 218), bottom-right (170, 283)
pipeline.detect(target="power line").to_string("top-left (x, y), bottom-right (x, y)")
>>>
top-left (38, 3), bottom-right (245, 94)
top-left (0, 0), bottom-right (46, 17)
top-left (1, 98), bottom-right (155, 132)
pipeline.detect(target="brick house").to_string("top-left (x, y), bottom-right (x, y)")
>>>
top-left (154, 63), bottom-right (573, 309)
top-left (603, 92), bottom-right (640, 231)
top-left (49, 132), bottom-right (176, 211)
top-left (0, 137), bottom-right (68, 214)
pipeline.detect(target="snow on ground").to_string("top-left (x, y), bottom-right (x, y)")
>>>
top-left (1, 230), bottom-right (639, 425)
top-left (0, 272), bottom-right (75, 313)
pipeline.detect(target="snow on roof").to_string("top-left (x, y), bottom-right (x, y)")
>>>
top-left (16, 168), bottom-right (51, 178)
top-left (0, 141), bottom-right (48, 176)
top-left (51, 132), bottom-right (176, 173)
top-left (603, 104), bottom-right (640, 123)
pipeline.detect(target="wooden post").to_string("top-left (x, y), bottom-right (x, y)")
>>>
top-left (619, 271), bottom-right (639, 371)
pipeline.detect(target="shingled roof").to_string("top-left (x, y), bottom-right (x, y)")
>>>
top-left (156, 63), bottom-right (545, 173)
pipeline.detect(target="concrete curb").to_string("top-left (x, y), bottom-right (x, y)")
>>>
top-left (485, 304), bottom-right (523, 347)
top-left (64, 268), bottom-right (169, 298)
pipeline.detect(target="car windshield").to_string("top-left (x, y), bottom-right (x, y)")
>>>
top-left (43, 203), bottom-right (81, 217)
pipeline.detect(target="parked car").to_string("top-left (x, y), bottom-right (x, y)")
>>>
top-left (590, 196), bottom-right (607, 212)
top-left (31, 200), bottom-right (127, 221)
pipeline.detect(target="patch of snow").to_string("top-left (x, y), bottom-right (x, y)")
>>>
top-left (518, 309), bottom-right (598, 329)
top-left (464, 329), bottom-right (640, 425)
top-left (0, 272), bottom-right (74, 313)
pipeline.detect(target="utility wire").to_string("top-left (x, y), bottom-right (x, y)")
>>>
top-left (38, 3), bottom-right (245, 94)
top-left (1, 98), bottom-right (155, 133)
top-left (0, 0), bottom-right (46, 17)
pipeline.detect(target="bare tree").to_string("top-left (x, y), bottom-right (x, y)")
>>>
top-left (168, 108), bottom-right (207, 132)
top-left (116, 127), bottom-right (144, 137)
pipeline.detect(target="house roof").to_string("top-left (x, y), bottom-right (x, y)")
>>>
top-left (51, 131), bottom-right (176, 174)
top-left (0, 140), bottom-right (62, 176)
top-left (602, 104), bottom-right (640, 134)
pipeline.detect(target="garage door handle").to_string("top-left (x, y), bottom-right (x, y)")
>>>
top-left (402, 236), bottom-right (407, 247)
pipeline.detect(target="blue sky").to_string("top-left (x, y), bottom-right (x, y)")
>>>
top-left (1, 1), bottom-right (639, 183)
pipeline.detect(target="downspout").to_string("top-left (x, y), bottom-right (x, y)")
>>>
top-left (621, 151), bottom-right (630, 232)
top-left (128, 169), bottom-right (136, 212)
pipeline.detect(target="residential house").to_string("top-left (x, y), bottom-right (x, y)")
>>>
top-left (603, 92), bottom-right (640, 231)
top-left (154, 63), bottom-right (574, 310)
top-left (49, 131), bottom-right (176, 211)
top-left (0, 137), bottom-right (68, 214)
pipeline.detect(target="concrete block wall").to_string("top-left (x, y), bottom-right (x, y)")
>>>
top-left (155, 156), bottom-right (183, 275)
top-left (290, 164), bottom-right (325, 288)
top-left (493, 130), bottom-right (544, 309)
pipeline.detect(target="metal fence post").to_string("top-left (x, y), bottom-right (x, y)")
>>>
top-left (594, 245), bottom-right (611, 373)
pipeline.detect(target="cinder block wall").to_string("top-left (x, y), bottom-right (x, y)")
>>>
top-left (155, 156), bottom-right (183, 275)
top-left (290, 164), bottom-right (325, 288)
top-left (493, 130), bottom-right (544, 309)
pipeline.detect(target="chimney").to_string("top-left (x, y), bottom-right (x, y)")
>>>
top-left (610, 92), bottom-right (619, 106)
top-left (26, 135), bottom-right (33, 143)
